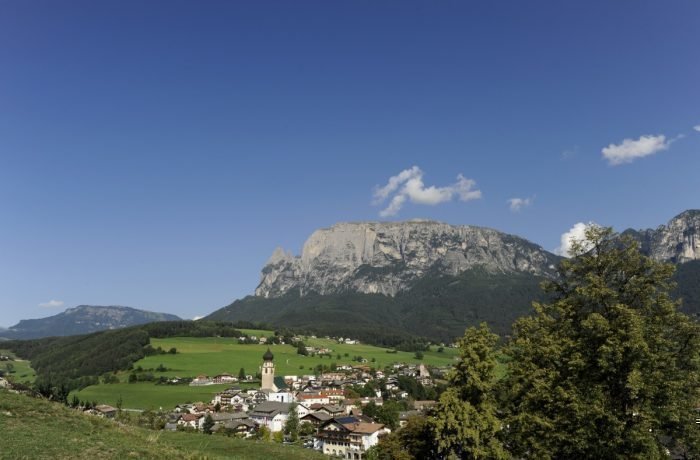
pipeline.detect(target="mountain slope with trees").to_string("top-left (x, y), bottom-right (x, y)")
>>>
top-left (209, 211), bottom-right (700, 344)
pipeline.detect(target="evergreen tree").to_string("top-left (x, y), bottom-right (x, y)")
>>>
top-left (238, 367), bottom-right (245, 380)
top-left (284, 403), bottom-right (300, 442)
top-left (430, 322), bottom-right (508, 459)
top-left (202, 413), bottom-right (214, 435)
top-left (504, 226), bottom-right (700, 459)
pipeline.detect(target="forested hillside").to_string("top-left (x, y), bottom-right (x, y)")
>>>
top-left (208, 268), bottom-right (550, 342)
top-left (4, 321), bottom-right (253, 394)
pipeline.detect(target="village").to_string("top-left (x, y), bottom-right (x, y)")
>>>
top-left (85, 343), bottom-right (445, 460)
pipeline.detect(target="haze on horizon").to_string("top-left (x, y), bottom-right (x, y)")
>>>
top-left (1, 1), bottom-right (699, 326)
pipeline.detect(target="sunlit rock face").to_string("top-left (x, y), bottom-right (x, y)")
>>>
top-left (255, 221), bottom-right (560, 298)
top-left (624, 210), bottom-right (700, 264)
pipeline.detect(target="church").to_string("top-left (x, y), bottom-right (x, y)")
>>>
top-left (259, 348), bottom-right (294, 402)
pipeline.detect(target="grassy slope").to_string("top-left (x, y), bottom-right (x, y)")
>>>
top-left (0, 390), bottom-right (325, 460)
top-left (74, 336), bottom-right (458, 410)
top-left (0, 349), bottom-right (36, 385)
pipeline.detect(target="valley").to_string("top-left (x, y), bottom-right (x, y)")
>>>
top-left (73, 334), bottom-right (458, 410)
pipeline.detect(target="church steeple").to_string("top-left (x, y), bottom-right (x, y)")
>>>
top-left (261, 348), bottom-right (275, 391)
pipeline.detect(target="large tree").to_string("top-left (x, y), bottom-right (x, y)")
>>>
top-left (430, 322), bottom-right (508, 459)
top-left (503, 226), bottom-right (700, 459)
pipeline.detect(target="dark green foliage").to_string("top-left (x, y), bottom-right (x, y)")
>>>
top-left (284, 403), bottom-right (300, 442)
top-left (7, 328), bottom-right (150, 390)
top-left (430, 323), bottom-right (508, 459)
top-left (396, 375), bottom-right (437, 401)
top-left (139, 320), bottom-right (245, 338)
top-left (202, 414), bottom-right (214, 435)
top-left (4, 320), bottom-right (246, 393)
top-left (503, 227), bottom-right (700, 459)
top-left (206, 269), bottom-right (549, 343)
top-left (367, 416), bottom-right (435, 460)
top-left (674, 260), bottom-right (700, 317)
top-left (362, 400), bottom-right (403, 430)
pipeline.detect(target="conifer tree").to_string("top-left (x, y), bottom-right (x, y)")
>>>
top-left (431, 322), bottom-right (508, 459)
top-left (284, 403), bottom-right (300, 442)
top-left (202, 413), bottom-right (214, 435)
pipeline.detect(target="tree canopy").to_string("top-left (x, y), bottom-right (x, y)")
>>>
top-left (503, 226), bottom-right (700, 459)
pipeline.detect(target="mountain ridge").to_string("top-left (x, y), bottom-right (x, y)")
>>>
top-left (256, 220), bottom-right (561, 299)
top-left (0, 305), bottom-right (182, 340)
top-left (207, 210), bottom-right (700, 342)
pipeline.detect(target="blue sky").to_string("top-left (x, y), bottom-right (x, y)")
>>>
top-left (1, 1), bottom-right (699, 326)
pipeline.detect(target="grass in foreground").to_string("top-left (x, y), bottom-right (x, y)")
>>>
top-left (0, 390), bottom-right (325, 460)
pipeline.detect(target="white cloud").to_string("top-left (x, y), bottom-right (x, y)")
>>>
top-left (39, 299), bottom-right (65, 308)
top-left (555, 222), bottom-right (597, 257)
top-left (508, 197), bottom-right (533, 212)
top-left (693, 125), bottom-right (700, 132)
top-left (192, 315), bottom-right (204, 321)
top-left (601, 134), bottom-right (670, 165)
top-left (373, 167), bottom-right (481, 217)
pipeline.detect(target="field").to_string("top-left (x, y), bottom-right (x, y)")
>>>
top-left (74, 334), bottom-right (459, 410)
top-left (74, 382), bottom-right (246, 410)
top-left (0, 349), bottom-right (36, 385)
top-left (0, 389), bottom-right (325, 460)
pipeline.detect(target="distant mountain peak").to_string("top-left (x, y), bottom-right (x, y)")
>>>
top-left (1, 305), bottom-right (181, 340)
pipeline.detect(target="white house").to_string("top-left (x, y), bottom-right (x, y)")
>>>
top-left (248, 401), bottom-right (291, 432)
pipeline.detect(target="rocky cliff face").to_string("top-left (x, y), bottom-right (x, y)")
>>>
top-left (624, 210), bottom-right (700, 264)
top-left (255, 221), bottom-right (560, 298)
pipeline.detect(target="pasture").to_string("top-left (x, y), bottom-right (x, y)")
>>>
top-left (73, 335), bottom-right (459, 409)
top-left (0, 349), bottom-right (36, 385)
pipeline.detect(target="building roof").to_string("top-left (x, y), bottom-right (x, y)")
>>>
top-left (273, 376), bottom-right (288, 390)
top-left (249, 401), bottom-right (291, 418)
top-left (302, 411), bottom-right (332, 422)
top-left (343, 422), bottom-right (385, 434)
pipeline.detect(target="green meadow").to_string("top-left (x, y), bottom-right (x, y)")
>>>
top-left (75, 382), bottom-right (240, 410)
top-left (0, 349), bottom-right (36, 385)
top-left (74, 335), bottom-right (458, 410)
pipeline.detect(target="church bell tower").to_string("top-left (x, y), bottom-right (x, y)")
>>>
top-left (260, 348), bottom-right (275, 391)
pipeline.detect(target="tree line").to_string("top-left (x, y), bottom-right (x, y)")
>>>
top-left (3, 320), bottom-right (267, 393)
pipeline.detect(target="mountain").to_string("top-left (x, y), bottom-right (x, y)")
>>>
top-left (256, 220), bottom-right (560, 298)
top-left (208, 211), bottom-right (700, 343)
top-left (0, 305), bottom-right (181, 340)
top-left (622, 210), bottom-right (700, 264)
top-left (210, 221), bottom-right (561, 342)
top-left (621, 210), bottom-right (700, 317)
